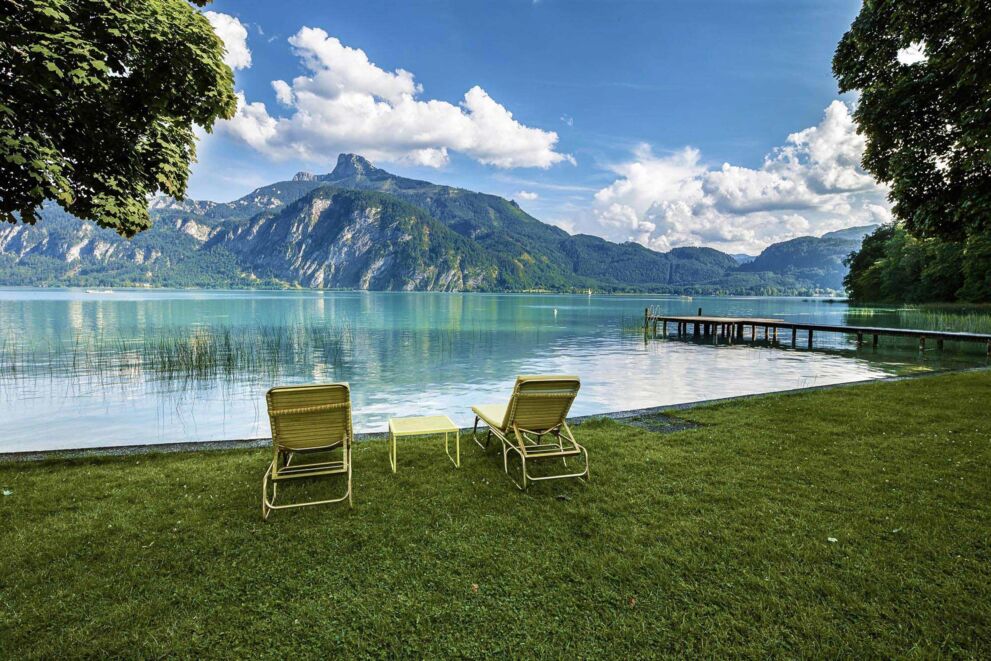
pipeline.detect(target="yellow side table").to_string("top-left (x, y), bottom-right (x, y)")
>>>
top-left (388, 415), bottom-right (460, 472)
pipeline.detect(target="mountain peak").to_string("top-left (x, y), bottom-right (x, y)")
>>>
top-left (330, 153), bottom-right (376, 178)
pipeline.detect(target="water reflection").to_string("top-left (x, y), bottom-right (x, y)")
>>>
top-left (0, 289), bottom-right (985, 451)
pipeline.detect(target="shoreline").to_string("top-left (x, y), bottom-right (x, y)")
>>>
top-left (5, 365), bottom-right (988, 463)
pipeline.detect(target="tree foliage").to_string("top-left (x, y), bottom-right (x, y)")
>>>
top-left (834, 0), bottom-right (991, 242)
top-left (0, 0), bottom-right (236, 237)
top-left (843, 224), bottom-right (991, 303)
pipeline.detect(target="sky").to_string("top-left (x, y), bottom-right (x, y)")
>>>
top-left (192, 0), bottom-right (891, 255)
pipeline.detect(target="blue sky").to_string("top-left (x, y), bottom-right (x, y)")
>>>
top-left (194, 0), bottom-right (891, 254)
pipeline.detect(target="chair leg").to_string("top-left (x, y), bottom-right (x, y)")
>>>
top-left (347, 445), bottom-right (353, 508)
top-left (472, 416), bottom-right (493, 451)
top-left (262, 460), bottom-right (275, 521)
top-left (503, 445), bottom-right (528, 491)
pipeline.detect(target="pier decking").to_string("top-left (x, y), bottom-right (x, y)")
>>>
top-left (644, 309), bottom-right (991, 355)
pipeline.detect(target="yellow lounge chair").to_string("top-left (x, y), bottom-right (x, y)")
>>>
top-left (471, 375), bottom-right (590, 490)
top-left (262, 383), bottom-right (353, 519)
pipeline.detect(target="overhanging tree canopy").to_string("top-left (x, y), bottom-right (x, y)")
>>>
top-left (0, 0), bottom-right (237, 237)
top-left (833, 0), bottom-right (991, 242)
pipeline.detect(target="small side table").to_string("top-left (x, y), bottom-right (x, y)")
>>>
top-left (388, 415), bottom-right (460, 472)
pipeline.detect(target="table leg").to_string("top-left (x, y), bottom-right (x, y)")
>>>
top-left (390, 432), bottom-right (397, 473)
top-left (445, 431), bottom-right (461, 468)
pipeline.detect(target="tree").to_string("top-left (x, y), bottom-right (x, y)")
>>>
top-left (0, 0), bottom-right (236, 237)
top-left (833, 1), bottom-right (991, 242)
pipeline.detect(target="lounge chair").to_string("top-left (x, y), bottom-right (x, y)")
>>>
top-left (471, 375), bottom-right (590, 490)
top-left (262, 383), bottom-right (353, 519)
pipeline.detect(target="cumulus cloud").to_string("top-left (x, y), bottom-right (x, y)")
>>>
top-left (578, 101), bottom-right (891, 254)
top-left (221, 27), bottom-right (572, 169)
top-left (204, 12), bottom-right (252, 71)
top-left (516, 190), bottom-right (539, 201)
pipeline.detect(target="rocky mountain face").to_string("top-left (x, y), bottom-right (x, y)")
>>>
top-left (0, 154), bottom-right (874, 293)
top-left (207, 188), bottom-right (493, 290)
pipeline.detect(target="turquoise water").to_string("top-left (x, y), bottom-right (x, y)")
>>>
top-left (0, 288), bottom-right (985, 452)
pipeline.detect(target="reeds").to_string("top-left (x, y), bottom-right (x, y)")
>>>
top-left (845, 306), bottom-right (991, 335)
top-left (0, 320), bottom-right (355, 382)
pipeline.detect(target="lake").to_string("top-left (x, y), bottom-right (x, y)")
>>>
top-left (0, 288), bottom-right (985, 452)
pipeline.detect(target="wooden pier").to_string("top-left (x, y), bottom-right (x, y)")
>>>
top-left (644, 309), bottom-right (991, 355)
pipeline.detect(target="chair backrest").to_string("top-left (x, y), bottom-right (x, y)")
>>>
top-left (266, 383), bottom-right (352, 451)
top-left (502, 375), bottom-right (580, 433)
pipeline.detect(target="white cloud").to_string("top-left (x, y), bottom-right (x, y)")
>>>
top-left (897, 41), bottom-right (927, 66)
top-left (221, 27), bottom-right (572, 169)
top-left (204, 11), bottom-right (252, 71)
top-left (516, 190), bottom-right (539, 200)
top-left (577, 101), bottom-right (891, 254)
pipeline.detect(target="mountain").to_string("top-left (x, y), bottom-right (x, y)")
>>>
top-left (205, 188), bottom-right (495, 290)
top-left (0, 154), bottom-right (873, 293)
top-left (285, 154), bottom-right (738, 290)
top-left (738, 224), bottom-right (878, 290)
top-left (730, 253), bottom-right (756, 264)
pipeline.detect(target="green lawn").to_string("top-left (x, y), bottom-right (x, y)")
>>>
top-left (2, 372), bottom-right (990, 657)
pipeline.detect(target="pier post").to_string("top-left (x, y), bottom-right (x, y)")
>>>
top-left (857, 332), bottom-right (863, 347)
top-left (919, 337), bottom-right (926, 352)
top-left (662, 320), bottom-right (667, 335)
top-left (937, 338), bottom-right (944, 351)
top-left (751, 325), bottom-right (756, 341)
top-left (698, 307), bottom-right (703, 316)
top-left (791, 327), bottom-right (797, 347)
top-left (736, 322), bottom-right (744, 339)
top-left (873, 334), bottom-right (878, 349)
top-left (987, 340), bottom-right (990, 357)
top-left (644, 308), bottom-right (649, 335)
top-left (807, 329), bottom-right (813, 349)
top-left (693, 322), bottom-right (700, 338)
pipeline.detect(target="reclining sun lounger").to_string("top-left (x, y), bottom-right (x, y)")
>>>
top-left (262, 383), bottom-right (353, 519)
top-left (471, 375), bottom-right (589, 490)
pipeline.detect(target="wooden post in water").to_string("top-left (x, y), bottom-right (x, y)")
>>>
top-left (919, 337), bottom-right (926, 352)
top-left (857, 332), bottom-right (863, 347)
top-left (791, 327), bottom-right (797, 347)
top-left (698, 307), bottom-right (703, 316)
top-left (873, 334), bottom-right (879, 349)
top-left (807, 329), bottom-right (814, 349)
top-left (644, 308), bottom-right (649, 335)
top-left (662, 320), bottom-right (667, 335)
top-left (751, 325), bottom-right (756, 342)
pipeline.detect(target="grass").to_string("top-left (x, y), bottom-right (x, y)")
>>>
top-left (1, 371), bottom-right (990, 657)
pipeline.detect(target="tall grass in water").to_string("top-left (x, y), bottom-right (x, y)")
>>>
top-left (846, 306), bottom-right (991, 334)
top-left (0, 320), bottom-right (355, 382)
